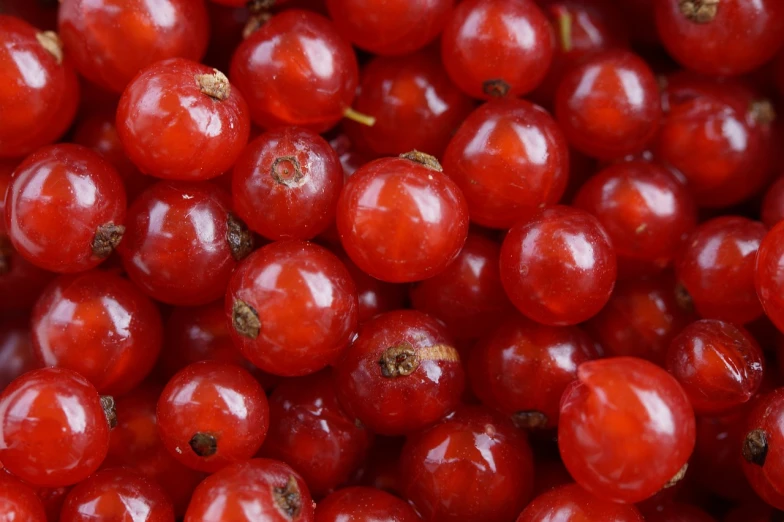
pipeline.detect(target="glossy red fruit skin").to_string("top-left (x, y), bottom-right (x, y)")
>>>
top-left (0, 367), bottom-right (110, 487)
top-left (233, 127), bottom-right (342, 240)
top-left (316, 486), bottom-right (421, 521)
top-left (500, 205), bottom-right (617, 326)
top-left (226, 240), bottom-right (358, 376)
top-left (337, 155), bottom-right (469, 283)
top-left (558, 357), bottom-right (696, 503)
top-left (4, 144), bottom-right (127, 273)
top-left (441, 0), bottom-right (554, 99)
top-left (261, 370), bottom-right (372, 497)
top-left (344, 50), bottom-right (474, 158)
top-left (400, 406), bottom-right (535, 522)
top-left (0, 315), bottom-right (36, 391)
top-left (0, 472), bottom-right (48, 522)
top-left (762, 176), bottom-right (784, 228)
top-left (756, 221), bottom-right (784, 334)
top-left (666, 320), bottom-right (763, 415)
top-left (574, 161), bottom-right (697, 278)
top-left (157, 361), bottom-right (270, 473)
top-left (230, 10), bottom-right (358, 132)
top-left (117, 58), bottom-right (250, 181)
top-left (31, 271), bottom-right (162, 396)
top-left (57, 0), bottom-right (209, 93)
top-left (410, 233), bottom-right (514, 341)
top-left (677, 217), bottom-right (766, 324)
top-left (60, 468), bottom-right (175, 522)
top-left (333, 310), bottom-right (465, 435)
top-left (517, 483), bottom-right (644, 522)
top-left (555, 50), bottom-right (661, 160)
top-left (0, 245), bottom-right (55, 313)
top-left (443, 98), bottom-right (569, 229)
top-left (0, 160), bottom-right (15, 234)
top-left (184, 459), bottom-right (315, 522)
top-left (654, 0), bottom-right (784, 76)
top-left (468, 315), bottom-right (599, 429)
top-left (339, 253), bottom-right (407, 325)
top-left (742, 389), bottom-right (784, 509)
top-left (118, 181), bottom-right (249, 306)
top-left (0, 16), bottom-right (79, 159)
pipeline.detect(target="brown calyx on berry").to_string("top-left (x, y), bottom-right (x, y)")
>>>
top-left (679, 0), bottom-right (719, 23)
top-left (273, 476), bottom-right (302, 519)
top-left (674, 283), bottom-right (695, 314)
top-left (92, 223), bottom-right (125, 258)
top-left (743, 428), bottom-right (769, 466)
top-left (227, 214), bottom-right (254, 261)
top-left (400, 150), bottom-right (443, 172)
top-left (379, 342), bottom-right (460, 378)
top-left (247, 0), bottom-right (275, 13)
top-left (0, 236), bottom-right (12, 276)
top-left (232, 299), bottom-right (261, 339)
top-left (663, 463), bottom-right (688, 488)
top-left (100, 396), bottom-right (118, 429)
top-left (36, 31), bottom-right (64, 65)
top-left (189, 432), bottom-right (218, 457)
top-left (271, 156), bottom-right (306, 188)
top-left (511, 411), bottom-right (549, 430)
top-left (196, 69), bottom-right (231, 101)
top-left (243, 12), bottom-right (272, 39)
top-left (482, 79), bottom-right (511, 98)
top-left (749, 99), bottom-right (776, 126)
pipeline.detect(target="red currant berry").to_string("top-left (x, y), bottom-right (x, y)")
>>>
top-left (500, 205), bottom-right (617, 326)
top-left (0, 160), bottom-right (15, 235)
top-left (57, 0), bottom-right (209, 93)
top-left (468, 315), bottom-right (599, 429)
top-left (654, 0), bottom-right (784, 76)
top-left (555, 50), bottom-right (661, 160)
top-left (316, 486), bottom-right (420, 521)
top-left (226, 240), bottom-right (358, 376)
top-left (339, 252), bottom-right (406, 325)
top-left (337, 152), bottom-right (469, 283)
top-left (157, 361), bottom-right (270, 473)
top-left (118, 181), bottom-right (253, 306)
top-left (762, 176), bottom-right (784, 229)
top-left (400, 406), bottom-right (535, 522)
top-left (0, 472), bottom-right (47, 522)
top-left (4, 144), bottom-right (126, 273)
top-left (334, 310), bottom-right (464, 435)
top-left (0, 367), bottom-right (112, 487)
top-left (230, 10), bottom-right (358, 132)
top-left (574, 161), bottom-right (697, 278)
top-left (441, 0), bottom-right (554, 99)
top-left (0, 16), bottom-right (79, 159)
top-left (60, 468), bottom-right (174, 522)
top-left (261, 370), bottom-right (371, 496)
top-left (517, 483), bottom-right (644, 522)
top-left (443, 98), bottom-right (569, 229)
top-left (742, 389), bottom-right (784, 509)
top-left (0, 315), bottom-right (36, 391)
top-left (755, 221), bottom-right (784, 334)
top-left (233, 127), bottom-right (342, 240)
top-left (185, 459), bottom-right (315, 522)
top-left (558, 357), bottom-right (696, 503)
top-left (117, 59), bottom-right (250, 181)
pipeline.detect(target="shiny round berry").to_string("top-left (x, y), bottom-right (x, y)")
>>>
top-left (0, 472), bottom-right (47, 522)
top-left (443, 98), bottom-right (569, 229)
top-left (230, 10), bottom-right (358, 132)
top-left (756, 221), bottom-right (784, 334)
top-left (184, 459), bottom-right (315, 522)
top-left (316, 486), bottom-right (421, 521)
top-left (227, 240), bottom-right (357, 377)
top-left (558, 357), bottom-right (696, 503)
top-left (157, 361), bottom-right (270, 473)
top-left (0, 367), bottom-right (112, 487)
top-left (762, 176), bottom-right (784, 228)
top-left (117, 58), bottom-right (250, 181)
top-left (31, 270), bottom-right (163, 396)
top-left (517, 483), bottom-right (644, 522)
top-left (118, 181), bottom-right (253, 306)
top-left (400, 406), bottom-right (535, 522)
top-left (500, 205), bottom-right (617, 326)
top-left (334, 310), bottom-right (464, 435)
top-left (555, 50), bottom-right (661, 160)
top-left (57, 0), bottom-right (209, 93)
top-left (441, 0), bottom-right (554, 99)
top-left (4, 144), bottom-right (126, 273)
top-left (232, 126), bottom-right (342, 240)
top-left (336, 152), bottom-right (469, 283)
top-left (60, 468), bottom-right (175, 522)
top-left (741, 389), bottom-right (784, 510)
top-left (0, 16), bottom-right (79, 159)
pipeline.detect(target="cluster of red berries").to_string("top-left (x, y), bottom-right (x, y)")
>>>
top-left (3, 0), bottom-right (784, 520)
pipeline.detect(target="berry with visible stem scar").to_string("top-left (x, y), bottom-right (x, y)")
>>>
top-left (742, 389), bottom-right (784, 509)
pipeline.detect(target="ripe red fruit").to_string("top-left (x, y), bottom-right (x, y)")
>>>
top-left (316, 486), bottom-right (421, 521)
top-left (339, 253), bottom-right (407, 325)
top-left (117, 58), bottom-right (250, 181)
top-left (762, 176), bottom-right (784, 228)
top-left (741, 389), bottom-right (784, 509)
top-left (754, 221), bottom-right (784, 334)
top-left (0, 472), bottom-right (48, 522)
top-left (558, 357), bottom-right (696, 503)
top-left (517, 483), bottom-right (644, 522)
top-left (4, 144), bottom-right (126, 273)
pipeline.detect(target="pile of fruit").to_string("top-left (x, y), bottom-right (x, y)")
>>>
top-left (3, 0), bottom-right (784, 520)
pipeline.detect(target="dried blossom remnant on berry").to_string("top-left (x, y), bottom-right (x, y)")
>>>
top-left (483, 78), bottom-right (511, 98)
top-left (679, 0), bottom-right (719, 23)
top-left (243, 13), bottom-right (272, 39)
top-left (196, 69), bottom-right (231, 101)
top-left (247, 0), bottom-right (275, 14)
top-left (664, 463), bottom-right (688, 488)
top-left (100, 396), bottom-right (117, 429)
top-left (92, 223), bottom-right (125, 258)
top-left (189, 432), bottom-right (218, 457)
top-left (227, 214), bottom-right (254, 261)
top-left (273, 476), bottom-right (302, 519)
top-left (271, 156), bottom-right (306, 188)
top-left (511, 411), bottom-right (548, 430)
top-left (743, 428), bottom-right (769, 466)
top-left (232, 299), bottom-right (261, 339)
top-left (379, 342), bottom-right (460, 378)
top-left (674, 283), bottom-right (695, 314)
top-left (400, 150), bottom-right (443, 172)
top-left (36, 31), bottom-right (63, 65)
top-left (749, 99), bottom-right (777, 126)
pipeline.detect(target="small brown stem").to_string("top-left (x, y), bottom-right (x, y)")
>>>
top-left (482, 79), bottom-right (510, 98)
top-left (679, 0), bottom-right (719, 23)
top-left (270, 156), bottom-right (305, 188)
top-left (743, 429), bottom-right (769, 466)
top-left (232, 299), bottom-right (261, 339)
top-left (0, 237), bottom-right (12, 276)
top-left (226, 214), bottom-right (254, 261)
top-left (749, 99), bottom-right (776, 126)
top-left (273, 476), bottom-right (302, 519)
top-left (189, 432), bottom-right (218, 457)
top-left (511, 411), bottom-right (549, 430)
top-left (343, 107), bottom-right (376, 127)
top-left (100, 396), bottom-right (117, 429)
top-left (36, 31), bottom-right (63, 65)
top-left (196, 69), bottom-right (231, 101)
top-left (92, 223), bottom-right (125, 258)
top-left (399, 150), bottom-right (443, 172)
top-left (243, 13), bottom-right (272, 38)
top-left (663, 463), bottom-right (688, 488)
top-left (378, 342), bottom-right (459, 378)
